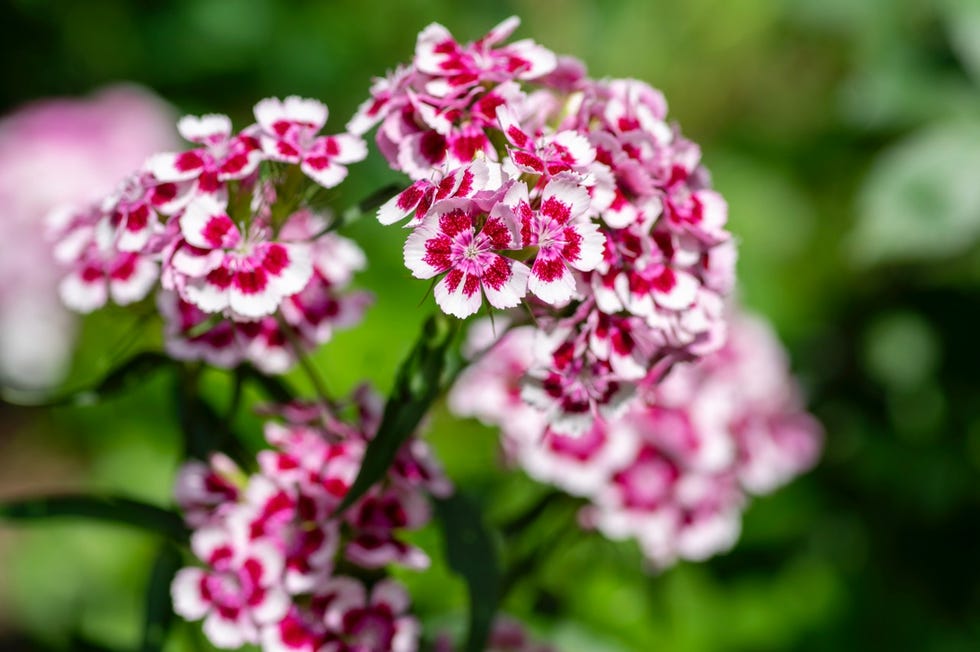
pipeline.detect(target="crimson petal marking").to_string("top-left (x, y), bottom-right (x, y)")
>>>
top-left (108, 255), bottom-right (158, 305)
top-left (434, 271), bottom-right (483, 318)
top-left (301, 155), bottom-right (347, 189)
top-left (403, 221), bottom-right (444, 279)
top-left (181, 196), bottom-right (240, 250)
top-left (483, 256), bottom-right (529, 309)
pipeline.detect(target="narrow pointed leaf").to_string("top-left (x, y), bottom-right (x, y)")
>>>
top-left (334, 312), bottom-right (459, 515)
top-left (140, 543), bottom-right (183, 652)
top-left (435, 492), bottom-right (501, 652)
top-left (0, 494), bottom-right (188, 542)
top-left (2, 351), bottom-right (175, 408)
top-left (239, 364), bottom-right (296, 403)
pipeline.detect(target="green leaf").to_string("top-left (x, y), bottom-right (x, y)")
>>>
top-left (435, 492), bottom-right (501, 652)
top-left (334, 311), bottom-right (460, 516)
top-left (0, 494), bottom-right (188, 542)
top-left (173, 369), bottom-right (252, 463)
top-left (239, 363), bottom-right (297, 403)
top-left (140, 544), bottom-right (183, 652)
top-left (1, 351), bottom-right (175, 407)
top-left (851, 122), bottom-right (980, 265)
top-left (943, 0), bottom-right (980, 85)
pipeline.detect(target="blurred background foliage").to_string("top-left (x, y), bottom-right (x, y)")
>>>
top-left (1, 0), bottom-right (979, 650)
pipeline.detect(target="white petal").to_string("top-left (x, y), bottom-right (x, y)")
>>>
top-left (178, 114), bottom-right (232, 144)
top-left (653, 268), bottom-right (699, 311)
top-left (543, 178), bottom-right (591, 222)
top-left (403, 221), bottom-right (444, 279)
top-left (414, 23), bottom-right (456, 75)
top-left (568, 220), bottom-right (606, 271)
top-left (433, 273), bottom-right (482, 318)
top-left (267, 244), bottom-right (313, 297)
top-left (203, 611), bottom-right (249, 649)
top-left (170, 568), bottom-right (210, 621)
top-left (251, 586), bottom-right (290, 624)
top-left (183, 275), bottom-right (231, 314)
top-left (300, 157), bottom-right (347, 189)
top-left (180, 195), bottom-right (238, 249)
top-left (145, 152), bottom-right (201, 182)
top-left (109, 257), bottom-right (159, 305)
top-left (59, 269), bottom-right (107, 313)
top-left (528, 260), bottom-right (575, 305)
top-left (550, 130), bottom-right (596, 167)
top-left (371, 579), bottom-right (410, 614)
top-left (330, 133), bottom-right (368, 164)
top-left (482, 259), bottom-right (529, 310)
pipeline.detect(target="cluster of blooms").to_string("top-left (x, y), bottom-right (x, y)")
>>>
top-left (172, 385), bottom-right (452, 651)
top-left (0, 85), bottom-right (175, 388)
top-left (450, 309), bottom-right (822, 567)
top-left (353, 17), bottom-right (735, 435)
top-left (48, 97), bottom-right (371, 374)
top-left (435, 617), bottom-right (556, 652)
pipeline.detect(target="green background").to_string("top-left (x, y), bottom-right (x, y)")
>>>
top-left (1, 0), bottom-right (979, 650)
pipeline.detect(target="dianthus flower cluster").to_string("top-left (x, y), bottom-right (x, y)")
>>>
top-left (172, 385), bottom-right (451, 651)
top-left (48, 97), bottom-right (370, 373)
top-left (450, 309), bottom-right (822, 567)
top-left (353, 17), bottom-right (735, 435)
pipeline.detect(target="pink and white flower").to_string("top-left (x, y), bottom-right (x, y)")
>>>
top-left (415, 17), bottom-right (557, 98)
top-left (169, 194), bottom-right (312, 319)
top-left (507, 178), bottom-right (605, 304)
top-left (404, 198), bottom-right (529, 318)
top-left (0, 85), bottom-right (174, 388)
top-left (320, 577), bottom-right (420, 652)
top-left (377, 158), bottom-right (497, 227)
top-left (146, 113), bottom-right (264, 196)
top-left (172, 520), bottom-right (290, 649)
top-left (254, 96), bottom-right (367, 189)
top-left (51, 206), bottom-right (159, 313)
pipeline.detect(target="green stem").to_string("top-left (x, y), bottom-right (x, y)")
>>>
top-left (276, 314), bottom-right (333, 409)
top-left (333, 311), bottom-right (461, 516)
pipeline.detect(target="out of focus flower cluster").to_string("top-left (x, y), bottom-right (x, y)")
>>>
top-left (435, 617), bottom-right (556, 652)
top-left (0, 85), bottom-right (175, 388)
top-left (355, 17), bottom-right (735, 436)
top-left (451, 309), bottom-right (822, 567)
top-left (172, 386), bottom-right (451, 651)
top-left (49, 97), bottom-right (370, 374)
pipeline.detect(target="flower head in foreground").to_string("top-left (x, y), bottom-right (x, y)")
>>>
top-left (355, 16), bottom-right (735, 435)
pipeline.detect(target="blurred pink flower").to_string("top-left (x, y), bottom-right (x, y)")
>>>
top-left (451, 307), bottom-right (823, 568)
top-left (0, 85), bottom-right (175, 388)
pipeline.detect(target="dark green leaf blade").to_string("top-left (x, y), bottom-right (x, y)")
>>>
top-left (2, 351), bottom-right (175, 408)
top-left (140, 543), bottom-right (183, 652)
top-left (436, 492), bottom-right (501, 652)
top-left (334, 312), bottom-right (459, 515)
top-left (0, 494), bottom-right (188, 542)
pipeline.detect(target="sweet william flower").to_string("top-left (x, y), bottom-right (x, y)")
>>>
top-left (377, 158), bottom-right (497, 227)
top-left (51, 206), bottom-right (159, 313)
top-left (254, 96), bottom-right (367, 189)
top-left (404, 197), bottom-right (529, 318)
top-left (171, 519), bottom-right (290, 649)
top-left (320, 577), bottom-right (420, 652)
top-left (170, 194), bottom-right (313, 319)
top-left (146, 113), bottom-right (264, 197)
top-left (415, 16), bottom-right (557, 99)
top-left (506, 178), bottom-right (605, 305)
